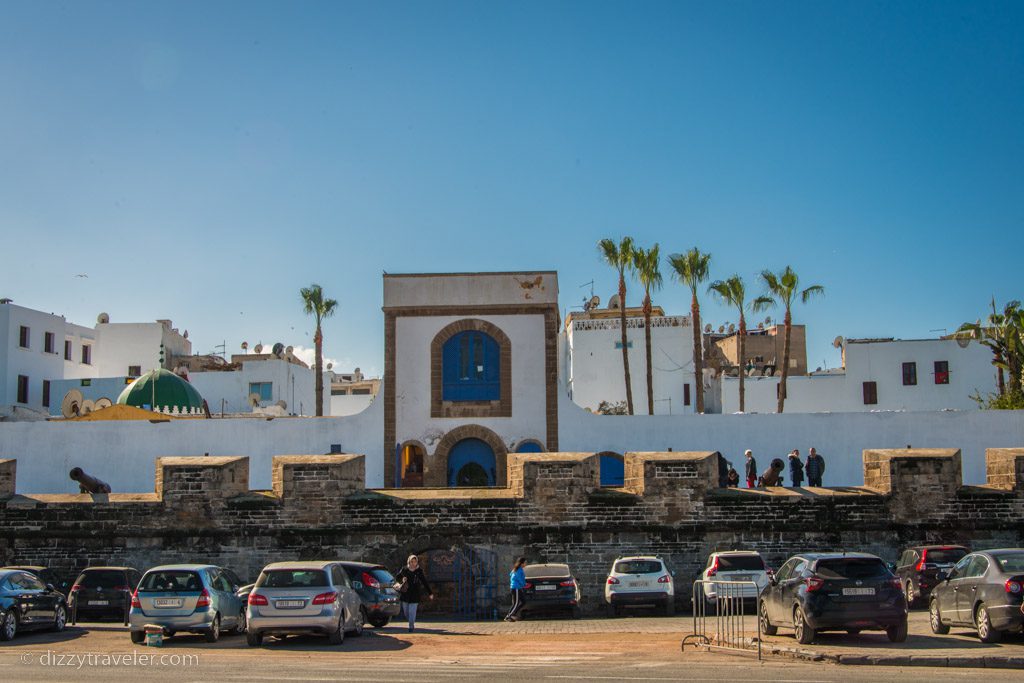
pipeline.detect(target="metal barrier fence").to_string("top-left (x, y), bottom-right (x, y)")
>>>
top-left (682, 580), bottom-right (761, 660)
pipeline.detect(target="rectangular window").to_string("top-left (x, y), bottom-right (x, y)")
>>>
top-left (81, 344), bottom-right (92, 365)
top-left (249, 382), bottom-right (273, 401)
top-left (17, 375), bottom-right (29, 404)
top-left (19, 326), bottom-right (30, 348)
top-left (934, 360), bottom-right (949, 385)
top-left (42, 380), bottom-right (51, 408)
top-left (64, 339), bottom-right (72, 360)
top-left (902, 362), bottom-right (917, 386)
top-left (863, 381), bottom-right (878, 405)
top-left (44, 332), bottom-right (55, 354)
top-left (81, 379), bottom-right (91, 386)
top-left (128, 365), bottom-right (141, 377)
top-left (683, 383), bottom-right (691, 406)
top-left (613, 340), bottom-right (634, 349)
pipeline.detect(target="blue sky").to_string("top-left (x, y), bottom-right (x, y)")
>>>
top-left (1, 1), bottom-right (1021, 375)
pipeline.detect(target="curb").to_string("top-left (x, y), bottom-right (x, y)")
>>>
top-left (764, 644), bottom-right (1024, 669)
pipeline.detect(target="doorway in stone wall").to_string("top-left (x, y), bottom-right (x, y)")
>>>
top-left (447, 438), bottom-right (497, 486)
top-left (419, 546), bottom-right (498, 620)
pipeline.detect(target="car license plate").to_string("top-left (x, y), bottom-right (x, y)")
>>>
top-left (154, 598), bottom-right (182, 608)
top-left (731, 575), bottom-right (751, 581)
top-left (628, 582), bottom-right (645, 588)
top-left (842, 587), bottom-right (875, 596)
top-left (535, 585), bottom-right (556, 591)
top-left (88, 600), bottom-right (109, 605)
top-left (275, 600), bottom-right (305, 608)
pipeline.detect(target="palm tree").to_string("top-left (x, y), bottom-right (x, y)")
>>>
top-left (708, 275), bottom-right (757, 413)
top-left (598, 236), bottom-right (636, 415)
top-left (753, 266), bottom-right (825, 413)
top-left (958, 299), bottom-right (1023, 396)
top-left (632, 244), bottom-right (663, 415)
top-left (668, 248), bottom-right (712, 413)
top-left (300, 283), bottom-right (338, 417)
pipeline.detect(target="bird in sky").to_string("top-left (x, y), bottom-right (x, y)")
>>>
top-left (75, 274), bottom-right (88, 278)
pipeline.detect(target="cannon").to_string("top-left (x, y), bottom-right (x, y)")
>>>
top-left (758, 458), bottom-right (786, 487)
top-left (69, 467), bottom-right (112, 494)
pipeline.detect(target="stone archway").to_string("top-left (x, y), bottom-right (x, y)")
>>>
top-left (513, 439), bottom-right (546, 453)
top-left (399, 439), bottom-right (427, 487)
top-left (430, 424), bottom-right (509, 487)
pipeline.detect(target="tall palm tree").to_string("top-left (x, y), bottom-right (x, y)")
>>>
top-left (958, 299), bottom-right (1023, 396)
top-left (668, 248), bottom-right (712, 413)
top-left (598, 236), bottom-right (636, 415)
top-left (632, 244), bottom-right (663, 415)
top-left (753, 266), bottom-right (825, 413)
top-left (708, 275), bottom-right (758, 413)
top-left (300, 283), bottom-right (338, 417)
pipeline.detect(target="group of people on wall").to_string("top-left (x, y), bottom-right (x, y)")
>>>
top-left (724, 448), bottom-right (826, 488)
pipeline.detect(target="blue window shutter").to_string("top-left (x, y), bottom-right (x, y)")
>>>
top-left (442, 330), bottom-right (501, 402)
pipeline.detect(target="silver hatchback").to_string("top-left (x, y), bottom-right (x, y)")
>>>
top-left (129, 565), bottom-right (246, 643)
top-left (246, 561), bottom-right (364, 646)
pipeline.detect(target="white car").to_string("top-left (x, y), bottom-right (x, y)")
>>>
top-left (700, 551), bottom-right (770, 604)
top-left (604, 556), bottom-right (674, 616)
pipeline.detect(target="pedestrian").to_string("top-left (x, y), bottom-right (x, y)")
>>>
top-left (744, 450), bottom-right (758, 489)
top-left (789, 450), bottom-right (804, 487)
top-left (726, 465), bottom-right (740, 487)
top-left (505, 556), bottom-right (528, 622)
top-left (806, 447), bottom-right (826, 487)
top-left (394, 554), bottom-right (434, 632)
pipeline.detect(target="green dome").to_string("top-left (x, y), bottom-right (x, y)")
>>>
top-left (117, 369), bottom-right (204, 413)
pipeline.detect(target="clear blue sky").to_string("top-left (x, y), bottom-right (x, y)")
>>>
top-left (2, 1), bottom-right (1021, 376)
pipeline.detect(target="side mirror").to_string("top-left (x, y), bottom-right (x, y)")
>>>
top-left (768, 574), bottom-right (778, 586)
top-left (671, 571), bottom-right (676, 577)
top-left (46, 583), bottom-right (56, 592)
top-left (886, 562), bottom-right (896, 572)
top-left (353, 581), bottom-right (363, 589)
top-left (231, 585), bottom-right (239, 592)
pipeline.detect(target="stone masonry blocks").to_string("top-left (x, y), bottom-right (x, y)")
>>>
top-left (271, 454), bottom-right (365, 500)
top-left (0, 459), bottom-right (14, 497)
top-left (986, 448), bottom-right (1024, 491)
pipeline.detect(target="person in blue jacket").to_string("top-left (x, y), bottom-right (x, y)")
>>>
top-left (504, 557), bottom-right (528, 622)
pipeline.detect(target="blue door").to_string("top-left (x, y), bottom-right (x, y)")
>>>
top-left (600, 453), bottom-right (624, 487)
top-left (448, 438), bottom-right (497, 487)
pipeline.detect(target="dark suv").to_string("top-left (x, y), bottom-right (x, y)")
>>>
top-left (759, 553), bottom-right (908, 644)
top-left (69, 567), bottom-right (142, 624)
top-left (339, 562), bottom-right (401, 628)
top-left (895, 545), bottom-right (968, 608)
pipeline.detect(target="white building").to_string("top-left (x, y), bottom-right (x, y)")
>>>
top-left (93, 318), bottom-right (191, 379)
top-left (562, 303), bottom-right (697, 415)
top-left (189, 356), bottom-right (315, 416)
top-left (720, 337), bottom-right (997, 413)
top-left (328, 368), bottom-right (379, 417)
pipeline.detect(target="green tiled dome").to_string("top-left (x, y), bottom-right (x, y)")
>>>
top-left (116, 369), bottom-right (204, 412)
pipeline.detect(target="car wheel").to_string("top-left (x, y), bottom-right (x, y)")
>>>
top-left (0, 610), bottom-right (16, 641)
top-left (204, 615), bottom-right (220, 643)
top-left (246, 629), bottom-right (263, 647)
top-left (976, 603), bottom-right (1001, 643)
top-left (368, 614), bottom-right (390, 628)
top-left (794, 606), bottom-right (815, 645)
top-left (349, 608), bottom-right (364, 637)
top-left (328, 614), bottom-right (345, 645)
top-left (52, 604), bottom-right (67, 632)
top-left (904, 581), bottom-right (916, 608)
top-left (759, 601), bottom-right (777, 636)
top-left (233, 608), bottom-right (247, 635)
top-left (130, 630), bottom-right (145, 644)
top-left (887, 618), bottom-right (908, 643)
top-left (929, 599), bottom-right (949, 634)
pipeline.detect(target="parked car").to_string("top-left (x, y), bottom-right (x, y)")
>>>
top-left (894, 545), bottom-right (968, 608)
top-left (604, 556), bottom-right (674, 616)
top-left (339, 561), bottom-right (401, 628)
top-left (521, 563), bottom-right (581, 619)
top-left (0, 568), bottom-right (69, 640)
top-left (129, 564), bottom-right (246, 644)
top-left (758, 552), bottom-right (908, 644)
top-left (1, 566), bottom-right (70, 596)
top-left (928, 548), bottom-right (1024, 643)
top-left (246, 561), bottom-right (364, 646)
top-left (69, 566), bottom-right (141, 624)
top-left (699, 551), bottom-right (770, 606)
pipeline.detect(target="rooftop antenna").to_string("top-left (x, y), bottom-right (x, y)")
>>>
top-left (579, 280), bottom-right (595, 299)
top-left (212, 340), bottom-right (226, 358)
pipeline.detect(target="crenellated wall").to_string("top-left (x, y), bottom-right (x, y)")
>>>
top-left (1, 448), bottom-right (1022, 615)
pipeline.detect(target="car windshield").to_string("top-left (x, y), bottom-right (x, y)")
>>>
top-left (614, 560), bottom-right (663, 575)
top-left (525, 564), bottom-right (571, 579)
top-left (717, 555), bottom-right (765, 571)
top-left (138, 571), bottom-right (203, 592)
top-left (925, 548), bottom-right (967, 564)
top-left (257, 570), bottom-right (328, 588)
top-left (815, 559), bottom-right (889, 580)
top-left (995, 553), bottom-right (1024, 573)
top-left (78, 570), bottom-right (125, 588)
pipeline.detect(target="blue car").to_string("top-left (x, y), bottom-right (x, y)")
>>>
top-left (0, 568), bottom-right (68, 640)
top-left (129, 564), bottom-right (247, 643)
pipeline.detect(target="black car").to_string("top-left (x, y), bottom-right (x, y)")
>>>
top-left (0, 568), bottom-right (68, 640)
top-left (759, 552), bottom-right (908, 644)
top-left (0, 566), bottom-right (70, 596)
top-left (929, 548), bottom-right (1024, 642)
top-left (339, 561), bottom-right (402, 628)
top-left (69, 566), bottom-right (142, 625)
top-left (522, 564), bottom-right (581, 619)
top-left (894, 545), bottom-right (968, 608)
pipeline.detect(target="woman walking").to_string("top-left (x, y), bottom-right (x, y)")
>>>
top-left (394, 554), bottom-right (434, 632)
top-left (505, 557), bottom-right (527, 622)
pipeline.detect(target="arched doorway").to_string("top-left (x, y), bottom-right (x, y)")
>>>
top-left (400, 442), bottom-right (426, 487)
top-left (514, 439), bottom-right (545, 453)
top-left (598, 451), bottom-right (625, 487)
top-left (448, 438), bottom-right (497, 487)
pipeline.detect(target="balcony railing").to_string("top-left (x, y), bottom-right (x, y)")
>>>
top-left (571, 315), bottom-right (690, 332)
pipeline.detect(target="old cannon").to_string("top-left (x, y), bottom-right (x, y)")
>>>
top-left (758, 458), bottom-right (786, 487)
top-left (69, 467), bottom-right (112, 494)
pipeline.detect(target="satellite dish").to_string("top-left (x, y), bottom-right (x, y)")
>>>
top-left (241, 341), bottom-right (248, 351)
top-left (832, 336), bottom-right (844, 349)
top-left (248, 392), bottom-right (261, 408)
top-left (286, 346), bottom-right (293, 354)
top-left (956, 336), bottom-right (971, 349)
top-left (764, 316), bottom-right (772, 325)
top-left (757, 322), bottom-right (765, 330)
top-left (275, 399), bottom-right (287, 410)
top-left (272, 342), bottom-right (285, 357)
top-left (728, 323), bottom-right (735, 333)
top-left (747, 367), bottom-right (759, 377)
top-left (718, 325), bottom-right (725, 333)
top-left (589, 295), bottom-right (600, 310)
top-left (79, 399), bottom-right (95, 415)
top-left (97, 312), bottom-right (110, 324)
top-left (704, 324), bottom-right (712, 333)
top-left (608, 294), bottom-right (621, 310)
top-left (326, 362), bottom-right (333, 370)
top-left (94, 397), bottom-right (113, 410)
top-left (61, 389), bottom-right (84, 418)
top-left (253, 344), bottom-right (263, 354)
top-left (183, 330), bottom-right (188, 339)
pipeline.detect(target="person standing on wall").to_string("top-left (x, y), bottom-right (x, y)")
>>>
top-left (805, 447), bottom-right (826, 487)
top-left (394, 554), bottom-right (434, 632)
top-left (788, 450), bottom-right (805, 487)
top-left (744, 450), bottom-right (758, 489)
top-left (505, 557), bottom-right (528, 622)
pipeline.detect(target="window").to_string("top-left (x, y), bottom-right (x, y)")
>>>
top-left (934, 360), bottom-right (949, 385)
top-left (351, 388), bottom-right (371, 395)
top-left (81, 344), bottom-right (92, 365)
top-left (683, 383), bottom-right (691, 406)
top-left (19, 325), bottom-right (29, 348)
top-left (17, 375), bottom-right (29, 404)
top-left (64, 339), bottom-right (72, 360)
top-left (863, 381), bottom-right (878, 405)
top-left (442, 331), bottom-right (499, 401)
top-left (44, 331), bottom-right (55, 354)
top-left (902, 362), bottom-right (917, 386)
top-left (963, 555), bottom-right (989, 579)
top-left (249, 382), bottom-right (273, 401)
top-left (128, 365), bottom-right (141, 377)
top-left (42, 380), bottom-right (50, 408)
top-left (614, 340), bottom-right (633, 349)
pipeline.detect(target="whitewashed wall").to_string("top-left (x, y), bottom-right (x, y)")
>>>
top-left (190, 359), bottom-right (315, 415)
top-left (330, 394), bottom-right (375, 417)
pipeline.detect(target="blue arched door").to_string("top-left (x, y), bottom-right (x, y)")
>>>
top-left (599, 452), bottom-right (625, 487)
top-left (448, 438), bottom-right (497, 487)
